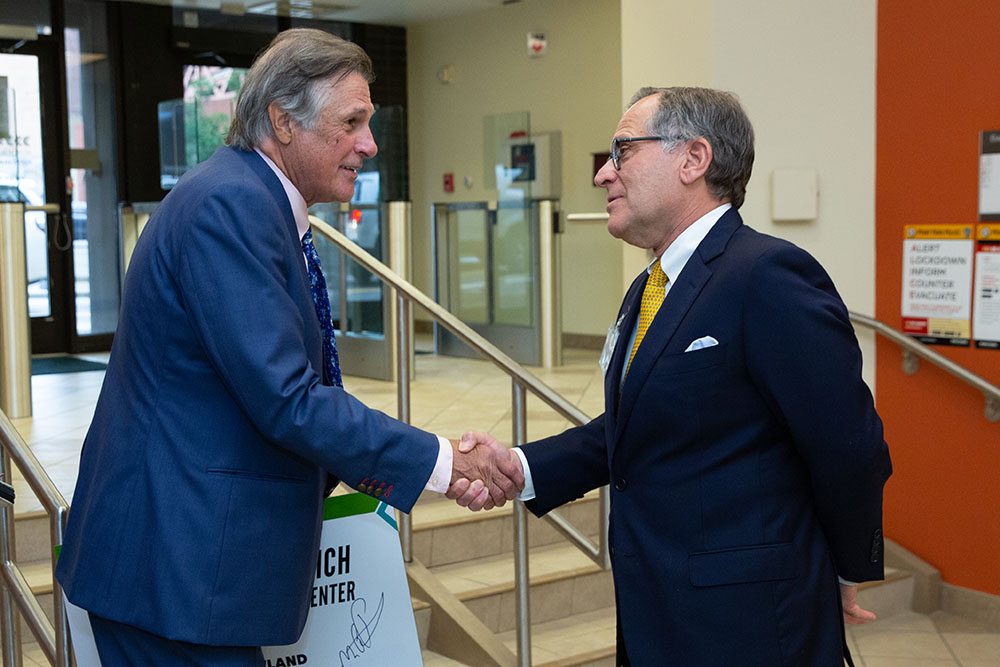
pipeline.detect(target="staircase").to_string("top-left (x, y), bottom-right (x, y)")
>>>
top-left (406, 493), bottom-right (921, 666)
top-left (410, 489), bottom-right (615, 666)
top-left (11, 486), bottom-right (922, 666)
top-left (9, 489), bottom-right (614, 666)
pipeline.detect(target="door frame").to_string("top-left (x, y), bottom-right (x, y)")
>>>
top-left (5, 37), bottom-right (75, 354)
top-left (432, 200), bottom-right (543, 367)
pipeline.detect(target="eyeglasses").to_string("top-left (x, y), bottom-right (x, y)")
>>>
top-left (609, 135), bottom-right (686, 170)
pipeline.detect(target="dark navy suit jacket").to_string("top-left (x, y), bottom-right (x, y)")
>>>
top-left (522, 208), bottom-right (891, 666)
top-left (56, 147), bottom-right (438, 646)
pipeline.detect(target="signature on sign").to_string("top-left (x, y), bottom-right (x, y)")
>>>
top-left (338, 593), bottom-right (384, 665)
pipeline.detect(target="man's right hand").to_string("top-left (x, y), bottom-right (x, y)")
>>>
top-left (447, 432), bottom-right (524, 511)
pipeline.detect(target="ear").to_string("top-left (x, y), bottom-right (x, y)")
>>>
top-left (268, 101), bottom-right (294, 146)
top-left (678, 137), bottom-right (713, 185)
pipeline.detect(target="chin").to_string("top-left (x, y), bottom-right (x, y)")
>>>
top-left (606, 220), bottom-right (627, 241)
top-left (327, 187), bottom-right (354, 204)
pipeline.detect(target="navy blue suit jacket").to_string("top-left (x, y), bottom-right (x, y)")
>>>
top-left (522, 208), bottom-right (891, 665)
top-left (56, 147), bottom-right (438, 646)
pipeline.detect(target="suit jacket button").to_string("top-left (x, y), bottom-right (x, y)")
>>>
top-left (870, 528), bottom-right (883, 562)
top-left (374, 487), bottom-right (384, 497)
top-left (357, 483), bottom-right (368, 493)
top-left (615, 479), bottom-right (627, 492)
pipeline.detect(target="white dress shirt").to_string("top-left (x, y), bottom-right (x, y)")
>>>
top-left (515, 203), bottom-right (732, 500)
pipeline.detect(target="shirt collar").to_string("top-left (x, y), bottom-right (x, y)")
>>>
top-left (651, 203), bottom-right (732, 282)
top-left (255, 148), bottom-right (311, 242)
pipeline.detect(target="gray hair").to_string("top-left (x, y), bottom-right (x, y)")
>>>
top-left (629, 87), bottom-right (754, 209)
top-left (226, 28), bottom-right (373, 151)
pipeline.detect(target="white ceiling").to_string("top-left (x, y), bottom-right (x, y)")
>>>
top-left (116, 0), bottom-right (516, 26)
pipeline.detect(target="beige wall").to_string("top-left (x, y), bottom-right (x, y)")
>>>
top-left (710, 0), bottom-right (877, 376)
top-left (407, 0), bottom-right (623, 336)
top-left (408, 0), bottom-right (878, 368)
top-left (606, 0), bottom-right (877, 375)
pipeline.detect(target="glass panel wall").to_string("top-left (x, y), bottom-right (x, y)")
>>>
top-left (485, 110), bottom-right (533, 327)
top-left (0, 53), bottom-right (50, 319)
top-left (449, 207), bottom-right (488, 324)
top-left (493, 204), bottom-right (533, 326)
top-left (65, 0), bottom-right (120, 337)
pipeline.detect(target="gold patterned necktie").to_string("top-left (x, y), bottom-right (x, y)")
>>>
top-left (625, 262), bottom-right (668, 378)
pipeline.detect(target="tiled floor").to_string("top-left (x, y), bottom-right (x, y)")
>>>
top-left (848, 610), bottom-right (1000, 667)
top-left (6, 343), bottom-right (1000, 665)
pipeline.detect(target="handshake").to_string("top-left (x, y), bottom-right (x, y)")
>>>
top-left (446, 431), bottom-right (525, 511)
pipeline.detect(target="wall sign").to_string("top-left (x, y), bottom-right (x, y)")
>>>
top-left (901, 225), bottom-right (974, 346)
top-left (973, 223), bottom-right (1000, 348)
top-left (979, 130), bottom-right (1000, 221)
top-left (527, 32), bottom-right (547, 57)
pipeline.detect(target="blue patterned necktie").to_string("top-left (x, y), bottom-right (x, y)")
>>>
top-left (301, 229), bottom-right (343, 387)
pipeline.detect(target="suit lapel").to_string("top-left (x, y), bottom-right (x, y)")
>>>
top-left (604, 272), bottom-right (646, 411)
top-left (611, 208), bottom-right (744, 447)
top-left (238, 148), bottom-right (323, 369)
top-left (239, 148), bottom-right (301, 250)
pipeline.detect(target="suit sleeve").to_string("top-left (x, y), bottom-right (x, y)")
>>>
top-left (743, 245), bottom-right (891, 582)
top-left (520, 412), bottom-right (609, 517)
top-left (174, 184), bottom-right (437, 512)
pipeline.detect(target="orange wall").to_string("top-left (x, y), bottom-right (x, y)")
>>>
top-left (877, 0), bottom-right (1000, 596)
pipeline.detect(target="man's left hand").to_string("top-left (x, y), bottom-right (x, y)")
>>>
top-left (841, 583), bottom-right (876, 625)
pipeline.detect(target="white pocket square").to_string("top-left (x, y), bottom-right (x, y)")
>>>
top-left (684, 335), bottom-right (719, 352)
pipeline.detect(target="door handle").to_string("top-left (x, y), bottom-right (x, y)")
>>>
top-left (53, 210), bottom-right (72, 251)
top-left (25, 203), bottom-right (60, 215)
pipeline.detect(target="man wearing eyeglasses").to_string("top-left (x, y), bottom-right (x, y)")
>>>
top-left (454, 87), bottom-right (892, 666)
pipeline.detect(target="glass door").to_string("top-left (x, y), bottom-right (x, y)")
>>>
top-left (433, 110), bottom-right (543, 366)
top-left (64, 0), bottom-right (121, 349)
top-left (433, 200), bottom-right (542, 366)
top-left (309, 201), bottom-right (392, 381)
top-left (0, 42), bottom-right (72, 354)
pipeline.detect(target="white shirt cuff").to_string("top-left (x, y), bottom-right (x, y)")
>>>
top-left (838, 577), bottom-right (857, 586)
top-left (513, 447), bottom-right (536, 501)
top-left (424, 436), bottom-right (453, 493)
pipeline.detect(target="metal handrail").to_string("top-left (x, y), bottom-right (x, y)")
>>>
top-left (849, 312), bottom-right (1000, 422)
top-left (0, 408), bottom-right (72, 666)
top-left (310, 215), bottom-right (609, 667)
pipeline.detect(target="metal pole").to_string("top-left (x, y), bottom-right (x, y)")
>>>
top-left (0, 203), bottom-right (33, 419)
top-left (388, 202), bottom-right (415, 561)
top-left (387, 201), bottom-right (413, 382)
top-left (511, 381), bottom-right (531, 667)
top-left (537, 200), bottom-right (561, 368)
top-left (397, 293), bottom-right (413, 562)
top-left (0, 447), bottom-right (23, 667)
top-left (51, 506), bottom-right (71, 666)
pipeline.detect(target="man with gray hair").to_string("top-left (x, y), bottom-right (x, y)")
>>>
top-left (56, 28), bottom-right (520, 664)
top-left (455, 87), bottom-right (891, 665)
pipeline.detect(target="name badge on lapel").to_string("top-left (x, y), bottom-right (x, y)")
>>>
top-left (599, 313), bottom-right (627, 378)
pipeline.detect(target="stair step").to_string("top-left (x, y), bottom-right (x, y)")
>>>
top-left (412, 596), bottom-right (432, 649)
top-left (498, 606), bottom-right (616, 667)
top-left (411, 490), bottom-right (602, 568)
top-left (20, 558), bottom-right (53, 596)
top-left (431, 542), bottom-right (614, 634)
top-left (856, 567), bottom-right (914, 619)
top-left (421, 648), bottom-right (472, 666)
top-left (12, 509), bottom-right (55, 563)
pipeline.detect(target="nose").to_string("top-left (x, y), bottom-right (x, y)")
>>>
top-left (594, 158), bottom-right (616, 188)
top-left (357, 125), bottom-right (378, 159)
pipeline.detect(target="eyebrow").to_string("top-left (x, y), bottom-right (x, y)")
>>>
top-left (346, 104), bottom-right (374, 117)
